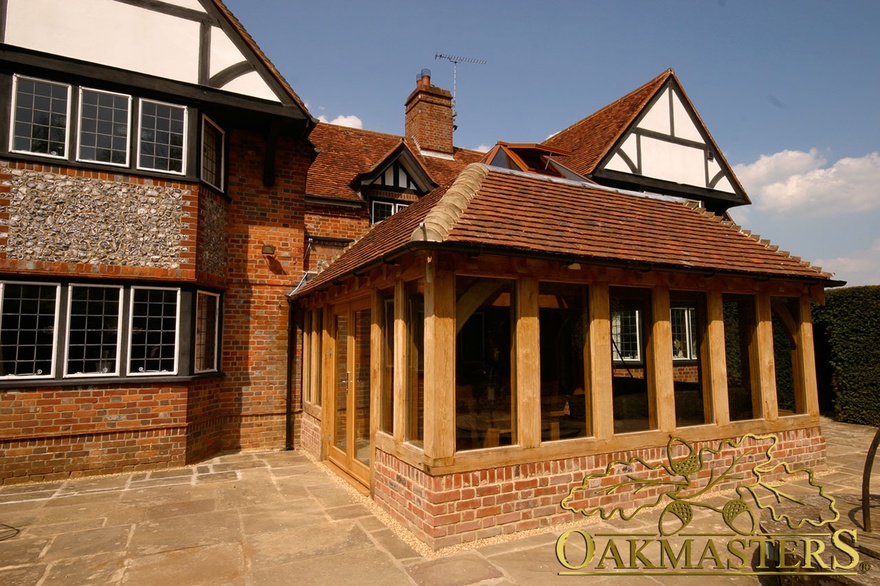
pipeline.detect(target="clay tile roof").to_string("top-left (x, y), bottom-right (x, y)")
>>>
top-left (542, 69), bottom-right (672, 176)
top-left (293, 164), bottom-right (831, 298)
top-left (307, 123), bottom-right (484, 201)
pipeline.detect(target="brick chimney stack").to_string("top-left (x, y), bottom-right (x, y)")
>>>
top-left (405, 68), bottom-right (454, 156)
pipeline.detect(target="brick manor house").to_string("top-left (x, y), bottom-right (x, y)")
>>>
top-left (1, 0), bottom-right (838, 549)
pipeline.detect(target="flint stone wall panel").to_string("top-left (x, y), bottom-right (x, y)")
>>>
top-left (2, 170), bottom-right (187, 268)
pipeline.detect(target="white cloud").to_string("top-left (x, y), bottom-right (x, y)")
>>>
top-left (474, 144), bottom-right (492, 153)
top-left (733, 150), bottom-right (880, 217)
top-left (814, 239), bottom-right (880, 286)
top-left (318, 114), bottom-right (363, 129)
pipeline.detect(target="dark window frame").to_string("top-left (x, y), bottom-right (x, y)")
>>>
top-left (200, 114), bottom-right (225, 192)
top-left (6, 74), bottom-right (197, 181)
top-left (0, 280), bottom-right (218, 385)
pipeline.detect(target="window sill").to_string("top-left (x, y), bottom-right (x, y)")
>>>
top-left (0, 370), bottom-right (225, 390)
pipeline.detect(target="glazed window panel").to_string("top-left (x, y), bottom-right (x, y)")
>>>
top-left (609, 287), bottom-right (653, 433)
top-left (538, 282), bottom-right (589, 441)
top-left (138, 99), bottom-right (186, 174)
top-left (405, 280), bottom-right (424, 446)
top-left (0, 282), bottom-right (60, 379)
top-left (371, 201), bottom-right (408, 224)
top-left (311, 309), bottom-right (323, 407)
top-left (128, 287), bottom-right (180, 375)
top-left (194, 291), bottom-right (220, 373)
top-left (455, 277), bottom-right (516, 451)
top-left (611, 309), bottom-right (641, 362)
top-left (771, 297), bottom-right (805, 415)
top-left (671, 307), bottom-right (698, 361)
top-left (10, 75), bottom-right (69, 158)
top-left (65, 285), bottom-right (122, 377)
top-left (380, 290), bottom-right (395, 434)
top-left (77, 88), bottom-right (130, 166)
top-left (201, 116), bottom-right (224, 191)
top-left (670, 292), bottom-right (710, 427)
top-left (723, 294), bottom-right (758, 421)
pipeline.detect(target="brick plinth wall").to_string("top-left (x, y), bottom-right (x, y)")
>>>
top-left (299, 411), bottom-right (321, 457)
top-left (373, 426), bottom-right (826, 550)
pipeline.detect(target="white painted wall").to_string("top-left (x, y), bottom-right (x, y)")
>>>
top-left (640, 136), bottom-right (706, 187)
top-left (639, 88), bottom-right (671, 134)
top-left (5, 0), bottom-right (282, 103)
top-left (671, 92), bottom-right (703, 142)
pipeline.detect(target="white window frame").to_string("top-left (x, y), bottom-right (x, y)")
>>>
top-left (0, 281), bottom-right (61, 379)
top-left (671, 306), bottom-right (698, 361)
top-left (200, 115), bottom-right (225, 191)
top-left (127, 286), bottom-right (181, 376)
top-left (76, 87), bottom-right (131, 167)
top-left (611, 309), bottom-right (641, 362)
top-left (371, 200), bottom-right (409, 224)
top-left (9, 75), bottom-right (71, 160)
top-left (194, 290), bottom-right (220, 374)
top-left (136, 98), bottom-right (187, 175)
top-left (63, 284), bottom-right (124, 378)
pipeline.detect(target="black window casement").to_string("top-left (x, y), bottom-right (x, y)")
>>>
top-left (6, 74), bottom-right (226, 192)
top-left (0, 280), bottom-right (222, 383)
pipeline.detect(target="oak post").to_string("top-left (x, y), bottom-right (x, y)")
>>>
top-left (517, 276), bottom-right (541, 448)
top-left (755, 293), bottom-right (778, 421)
top-left (589, 283), bottom-right (613, 440)
top-left (650, 286), bottom-right (675, 432)
top-left (798, 296), bottom-right (820, 418)
top-left (424, 256), bottom-right (455, 462)
top-left (706, 291), bottom-right (730, 425)
top-left (393, 281), bottom-right (406, 445)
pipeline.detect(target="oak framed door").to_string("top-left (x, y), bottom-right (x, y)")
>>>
top-left (327, 299), bottom-right (371, 485)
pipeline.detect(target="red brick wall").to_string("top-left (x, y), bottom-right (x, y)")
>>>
top-left (373, 427), bottom-right (826, 550)
top-left (0, 384), bottom-right (189, 483)
top-left (219, 131), bottom-right (310, 450)
top-left (0, 123), bottom-right (313, 482)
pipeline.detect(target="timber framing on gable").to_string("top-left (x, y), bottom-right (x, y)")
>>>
top-left (594, 75), bottom-right (749, 212)
top-left (0, 0), bottom-right (313, 122)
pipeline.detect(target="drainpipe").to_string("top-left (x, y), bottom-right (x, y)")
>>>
top-left (285, 300), bottom-right (297, 450)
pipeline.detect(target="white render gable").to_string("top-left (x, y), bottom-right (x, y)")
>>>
top-left (602, 84), bottom-right (736, 194)
top-left (3, 0), bottom-right (283, 103)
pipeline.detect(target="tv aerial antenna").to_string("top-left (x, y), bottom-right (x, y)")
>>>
top-left (435, 53), bottom-right (486, 124)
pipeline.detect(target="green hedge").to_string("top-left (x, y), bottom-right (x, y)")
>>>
top-left (813, 286), bottom-right (880, 426)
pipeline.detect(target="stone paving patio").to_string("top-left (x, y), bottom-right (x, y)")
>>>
top-left (1, 417), bottom-right (879, 585)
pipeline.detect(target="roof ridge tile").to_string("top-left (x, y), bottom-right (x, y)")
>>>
top-left (412, 164), bottom-right (490, 242)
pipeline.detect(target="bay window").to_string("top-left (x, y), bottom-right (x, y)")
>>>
top-left (6, 74), bottom-right (228, 185)
top-left (0, 280), bottom-right (220, 382)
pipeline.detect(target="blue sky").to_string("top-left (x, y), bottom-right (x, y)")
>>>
top-left (225, 0), bottom-right (880, 286)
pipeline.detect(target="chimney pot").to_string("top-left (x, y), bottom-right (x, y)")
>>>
top-left (419, 68), bottom-right (431, 87)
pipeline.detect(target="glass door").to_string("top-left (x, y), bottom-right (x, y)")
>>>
top-left (328, 300), bottom-right (371, 485)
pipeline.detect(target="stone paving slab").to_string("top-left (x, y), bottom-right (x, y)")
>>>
top-left (1, 418), bottom-right (879, 585)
